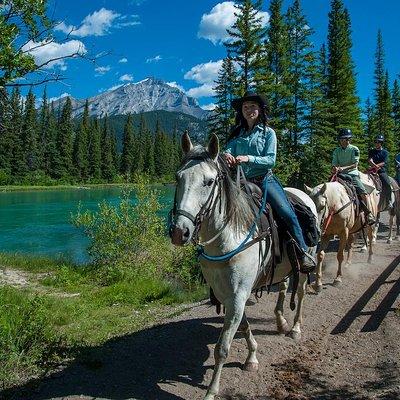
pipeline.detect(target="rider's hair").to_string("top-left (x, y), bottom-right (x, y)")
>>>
top-left (228, 104), bottom-right (268, 141)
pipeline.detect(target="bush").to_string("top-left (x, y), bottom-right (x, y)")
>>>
top-left (72, 176), bottom-right (200, 287)
top-left (0, 287), bottom-right (61, 389)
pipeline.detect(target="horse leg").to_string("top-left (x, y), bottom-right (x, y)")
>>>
top-left (346, 233), bottom-right (355, 266)
top-left (372, 212), bottom-right (380, 244)
top-left (274, 279), bottom-right (290, 334)
top-left (387, 213), bottom-right (394, 243)
top-left (314, 236), bottom-right (330, 292)
top-left (204, 293), bottom-right (247, 400)
top-left (238, 312), bottom-right (259, 372)
top-left (367, 226), bottom-right (374, 264)
top-left (334, 229), bottom-right (348, 286)
top-left (289, 272), bottom-right (307, 341)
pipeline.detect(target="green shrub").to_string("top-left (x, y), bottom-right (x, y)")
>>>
top-left (72, 176), bottom-right (200, 287)
top-left (0, 287), bottom-right (61, 389)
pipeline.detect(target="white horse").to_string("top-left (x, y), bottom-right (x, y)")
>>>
top-left (170, 133), bottom-right (318, 400)
top-left (305, 175), bottom-right (378, 291)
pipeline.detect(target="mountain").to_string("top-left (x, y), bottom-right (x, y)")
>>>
top-left (52, 77), bottom-right (210, 120)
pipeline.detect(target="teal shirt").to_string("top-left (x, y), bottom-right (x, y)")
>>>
top-left (332, 144), bottom-right (360, 176)
top-left (225, 124), bottom-right (277, 179)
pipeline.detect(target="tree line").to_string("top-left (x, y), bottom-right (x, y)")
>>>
top-left (0, 89), bottom-right (182, 185)
top-left (209, 0), bottom-right (400, 186)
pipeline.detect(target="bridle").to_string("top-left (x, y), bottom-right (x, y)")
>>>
top-left (168, 160), bottom-right (225, 245)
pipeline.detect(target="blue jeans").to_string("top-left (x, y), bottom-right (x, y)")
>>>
top-left (262, 174), bottom-right (308, 251)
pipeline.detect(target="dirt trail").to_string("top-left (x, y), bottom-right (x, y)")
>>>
top-left (2, 216), bottom-right (400, 400)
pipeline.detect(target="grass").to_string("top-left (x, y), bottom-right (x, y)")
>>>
top-left (0, 253), bottom-right (207, 390)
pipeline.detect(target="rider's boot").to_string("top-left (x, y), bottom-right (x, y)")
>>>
top-left (360, 194), bottom-right (375, 225)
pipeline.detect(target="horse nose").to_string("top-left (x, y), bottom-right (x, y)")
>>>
top-left (171, 226), bottom-right (190, 246)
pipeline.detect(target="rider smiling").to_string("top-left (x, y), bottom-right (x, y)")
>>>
top-left (224, 91), bottom-right (315, 271)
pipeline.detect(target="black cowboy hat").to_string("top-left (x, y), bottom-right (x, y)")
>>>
top-left (231, 91), bottom-right (268, 111)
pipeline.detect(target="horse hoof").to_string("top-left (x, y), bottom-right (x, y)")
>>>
top-left (243, 361), bottom-right (259, 372)
top-left (333, 279), bottom-right (342, 287)
top-left (387, 239), bottom-right (392, 244)
top-left (204, 393), bottom-right (215, 400)
top-left (314, 284), bottom-right (323, 293)
top-left (277, 321), bottom-right (290, 334)
top-left (368, 257), bottom-right (373, 264)
top-left (288, 330), bottom-right (301, 341)
top-left (360, 247), bottom-right (367, 253)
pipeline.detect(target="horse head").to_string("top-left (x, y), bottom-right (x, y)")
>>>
top-left (169, 132), bottom-right (221, 246)
top-left (304, 183), bottom-right (328, 226)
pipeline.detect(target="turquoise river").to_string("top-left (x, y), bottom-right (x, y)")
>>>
top-left (0, 186), bottom-right (175, 264)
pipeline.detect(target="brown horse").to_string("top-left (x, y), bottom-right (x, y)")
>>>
top-left (305, 172), bottom-right (379, 291)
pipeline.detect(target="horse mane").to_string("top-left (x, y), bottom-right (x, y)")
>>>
top-left (179, 146), bottom-right (255, 233)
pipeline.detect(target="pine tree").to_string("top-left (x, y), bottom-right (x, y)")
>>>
top-left (120, 113), bottom-right (135, 178)
top-left (326, 0), bottom-right (361, 136)
top-left (9, 88), bottom-right (25, 177)
top-left (0, 88), bottom-right (13, 174)
top-left (301, 44), bottom-right (336, 186)
top-left (143, 129), bottom-right (155, 177)
top-left (54, 97), bottom-right (74, 180)
top-left (88, 118), bottom-right (102, 181)
top-left (154, 120), bottom-right (169, 177)
top-left (225, 0), bottom-right (265, 92)
top-left (22, 89), bottom-right (39, 172)
top-left (208, 54), bottom-right (238, 144)
top-left (285, 0), bottom-right (315, 153)
top-left (392, 79), bottom-right (400, 154)
top-left (260, 0), bottom-right (291, 132)
top-left (133, 114), bottom-right (146, 174)
top-left (44, 103), bottom-right (58, 178)
top-left (101, 116), bottom-right (116, 182)
top-left (360, 97), bottom-right (375, 162)
top-left (37, 88), bottom-right (48, 171)
top-left (73, 100), bottom-right (90, 181)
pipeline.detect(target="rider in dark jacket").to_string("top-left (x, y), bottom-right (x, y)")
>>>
top-left (368, 135), bottom-right (393, 208)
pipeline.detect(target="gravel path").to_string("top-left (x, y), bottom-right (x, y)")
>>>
top-left (3, 216), bottom-right (400, 400)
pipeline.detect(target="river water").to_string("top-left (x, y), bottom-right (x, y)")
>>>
top-left (0, 186), bottom-right (175, 264)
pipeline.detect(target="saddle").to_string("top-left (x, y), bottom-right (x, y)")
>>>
top-left (336, 175), bottom-right (360, 218)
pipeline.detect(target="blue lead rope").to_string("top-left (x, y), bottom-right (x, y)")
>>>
top-left (197, 178), bottom-right (268, 262)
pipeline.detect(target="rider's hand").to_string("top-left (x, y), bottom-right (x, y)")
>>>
top-left (224, 153), bottom-right (236, 167)
top-left (236, 155), bottom-right (249, 164)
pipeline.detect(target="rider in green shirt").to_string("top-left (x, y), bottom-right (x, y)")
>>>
top-left (332, 128), bottom-right (375, 225)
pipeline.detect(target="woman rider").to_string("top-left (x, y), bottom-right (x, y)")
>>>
top-left (223, 91), bottom-right (315, 271)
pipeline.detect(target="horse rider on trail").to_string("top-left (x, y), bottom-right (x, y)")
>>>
top-left (331, 128), bottom-right (375, 225)
top-left (223, 91), bottom-right (315, 271)
top-left (368, 134), bottom-right (394, 208)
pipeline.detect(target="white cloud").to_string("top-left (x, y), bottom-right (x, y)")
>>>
top-left (55, 8), bottom-right (140, 37)
top-left (184, 60), bottom-right (223, 84)
top-left (186, 84), bottom-right (215, 98)
top-left (21, 39), bottom-right (86, 70)
top-left (198, 1), bottom-right (269, 45)
top-left (48, 93), bottom-right (71, 103)
top-left (120, 74), bottom-right (133, 82)
top-left (99, 84), bottom-right (123, 93)
top-left (119, 57), bottom-right (128, 63)
top-left (166, 81), bottom-right (185, 92)
top-left (146, 55), bottom-right (162, 63)
top-left (95, 65), bottom-right (111, 75)
top-left (201, 103), bottom-right (216, 111)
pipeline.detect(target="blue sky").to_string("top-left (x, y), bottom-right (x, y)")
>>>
top-left (27, 0), bottom-right (400, 110)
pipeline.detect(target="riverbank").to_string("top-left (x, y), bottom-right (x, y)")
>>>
top-left (0, 181), bottom-right (174, 192)
top-left (0, 253), bottom-right (206, 391)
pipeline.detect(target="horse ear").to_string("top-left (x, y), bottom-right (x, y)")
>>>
top-left (304, 184), bottom-right (313, 195)
top-left (181, 130), bottom-right (193, 154)
top-left (319, 183), bottom-right (327, 195)
top-left (208, 134), bottom-right (220, 160)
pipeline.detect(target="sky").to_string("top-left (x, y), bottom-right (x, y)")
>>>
top-left (25, 0), bottom-right (400, 110)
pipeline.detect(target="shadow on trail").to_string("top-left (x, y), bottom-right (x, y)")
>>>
top-left (1, 316), bottom-right (223, 400)
top-left (331, 255), bottom-right (400, 334)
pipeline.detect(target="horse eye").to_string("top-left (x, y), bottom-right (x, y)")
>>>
top-left (206, 179), bottom-right (214, 187)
